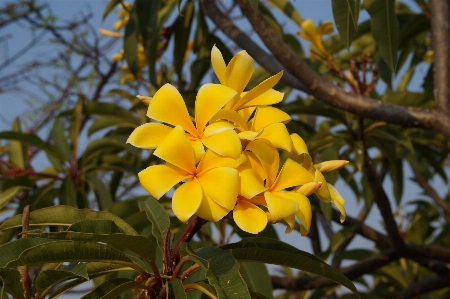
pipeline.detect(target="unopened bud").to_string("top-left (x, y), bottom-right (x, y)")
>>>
top-left (296, 181), bottom-right (322, 196)
top-left (314, 160), bottom-right (348, 173)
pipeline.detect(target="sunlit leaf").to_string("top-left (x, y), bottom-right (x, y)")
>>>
top-left (139, 197), bottom-right (170, 251)
top-left (0, 186), bottom-right (29, 210)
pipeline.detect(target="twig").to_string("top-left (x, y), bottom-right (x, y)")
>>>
top-left (21, 205), bottom-right (31, 299)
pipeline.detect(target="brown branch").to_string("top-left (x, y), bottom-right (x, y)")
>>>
top-left (227, 0), bottom-right (450, 139)
top-left (409, 244), bottom-right (450, 263)
top-left (431, 0), bottom-right (450, 113)
top-left (397, 273), bottom-right (450, 299)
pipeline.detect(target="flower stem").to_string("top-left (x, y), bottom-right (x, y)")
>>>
top-left (173, 216), bottom-right (208, 264)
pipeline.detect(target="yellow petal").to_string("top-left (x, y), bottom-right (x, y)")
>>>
top-left (195, 84), bottom-right (237, 133)
top-left (241, 152), bottom-right (266, 181)
top-left (271, 159), bottom-right (314, 192)
top-left (197, 167), bottom-right (239, 210)
top-left (246, 139), bottom-right (279, 187)
top-left (203, 121), bottom-right (236, 138)
top-left (232, 71), bottom-right (283, 110)
top-left (127, 123), bottom-right (172, 149)
top-left (239, 107), bottom-right (256, 122)
top-left (196, 149), bottom-right (240, 174)
top-left (196, 192), bottom-right (231, 222)
top-left (211, 109), bottom-right (248, 130)
top-left (299, 19), bottom-right (317, 42)
top-left (328, 183), bottom-right (346, 205)
top-left (319, 20), bottom-right (334, 35)
top-left (314, 170), bottom-right (332, 202)
top-left (291, 133), bottom-right (309, 155)
top-left (257, 123), bottom-right (292, 152)
top-left (246, 195), bottom-right (267, 207)
top-left (289, 192), bottom-right (312, 235)
top-left (172, 178), bottom-right (203, 223)
top-left (147, 84), bottom-right (197, 136)
top-left (295, 181), bottom-right (321, 196)
top-left (239, 169), bottom-right (266, 199)
top-left (264, 191), bottom-right (298, 222)
top-left (191, 139), bottom-right (205, 164)
top-left (138, 164), bottom-right (190, 199)
top-left (314, 160), bottom-right (349, 173)
top-left (225, 50), bottom-right (254, 93)
top-left (233, 200), bottom-right (267, 234)
top-left (99, 28), bottom-right (124, 38)
top-left (211, 45), bottom-right (227, 85)
top-left (240, 89), bottom-right (284, 109)
top-left (252, 107), bottom-right (291, 131)
top-left (284, 214), bottom-right (296, 234)
top-left (154, 126), bottom-right (196, 173)
top-left (238, 131), bottom-right (259, 141)
top-left (201, 129), bottom-right (242, 159)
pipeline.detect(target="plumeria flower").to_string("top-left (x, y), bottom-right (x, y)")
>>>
top-left (211, 46), bottom-right (285, 111)
top-left (211, 106), bottom-right (293, 153)
top-left (297, 19), bottom-right (334, 57)
top-left (127, 83), bottom-right (242, 161)
top-left (291, 133), bottom-right (348, 222)
top-left (138, 126), bottom-right (240, 223)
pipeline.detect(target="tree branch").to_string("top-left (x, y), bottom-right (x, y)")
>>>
top-left (230, 0), bottom-right (450, 139)
top-left (397, 273), bottom-right (450, 299)
top-left (431, 0), bottom-right (450, 113)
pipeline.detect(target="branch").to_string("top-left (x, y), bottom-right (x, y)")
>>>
top-left (397, 274), bottom-right (450, 299)
top-left (271, 248), bottom-right (399, 290)
top-left (431, 0), bottom-right (450, 113)
top-left (230, 0), bottom-right (450, 139)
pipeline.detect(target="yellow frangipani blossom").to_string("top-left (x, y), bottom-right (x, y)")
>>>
top-left (127, 83), bottom-right (242, 161)
top-left (211, 45), bottom-right (285, 111)
top-left (297, 19), bottom-right (334, 57)
top-left (138, 126), bottom-right (240, 223)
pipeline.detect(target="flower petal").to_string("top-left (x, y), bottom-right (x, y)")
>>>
top-left (147, 84), bottom-right (197, 136)
top-left (239, 169), bottom-right (266, 199)
top-left (271, 159), bottom-right (314, 192)
top-left (197, 167), bottom-right (239, 210)
top-left (233, 200), bottom-right (267, 234)
top-left (246, 195), bottom-right (267, 207)
top-left (238, 131), bottom-right (259, 141)
top-left (211, 45), bottom-right (227, 85)
top-left (196, 149), bottom-right (240, 174)
top-left (232, 71), bottom-right (283, 110)
top-left (328, 183), bottom-right (347, 222)
top-left (203, 121), bottom-right (236, 138)
top-left (240, 152), bottom-right (266, 181)
top-left (240, 89), bottom-right (284, 109)
top-left (126, 123), bottom-right (173, 149)
top-left (195, 83), bottom-right (237, 133)
top-left (201, 129), bottom-right (242, 159)
top-left (172, 178), bottom-right (203, 223)
top-left (225, 50), bottom-right (254, 93)
top-left (252, 107), bottom-right (291, 131)
top-left (314, 170), bottom-right (332, 202)
top-left (154, 126), bottom-right (196, 173)
top-left (284, 214), bottom-right (296, 234)
top-left (239, 107), bottom-right (256, 122)
top-left (246, 139), bottom-right (279, 187)
top-left (191, 139), bottom-right (205, 164)
top-left (314, 160), bottom-right (349, 173)
top-left (289, 192), bottom-right (312, 236)
top-left (138, 164), bottom-right (190, 199)
top-left (196, 192), bottom-right (230, 222)
top-left (211, 109), bottom-right (248, 130)
top-left (295, 181), bottom-right (321, 196)
top-left (264, 191), bottom-right (298, 222)
top-left (291, 133), bottom-right (309, 155)
top-left (257, 123), bottom-right (292, 152)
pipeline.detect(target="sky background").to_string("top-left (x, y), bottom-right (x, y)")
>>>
top-left (1, 0), bottom-right (447, 297)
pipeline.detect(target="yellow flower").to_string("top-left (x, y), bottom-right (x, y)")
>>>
top-left (297, 19), bottom-right (333, 57)
top-left (211, 46), bottom-right (284, 111)
top-left (127, 83), bottom-right (242, 161)
top-left (138, 126), bottom-right (240, 223)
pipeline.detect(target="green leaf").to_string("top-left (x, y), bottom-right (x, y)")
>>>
top-left (59, 177), bottom-right (76, 206)
top-left (81, 278), bottom-right (141, 299)
top-left (239, 262), bottom-right (273, 299)
top-left (86, 174), bottom-right (113, 210)
top-left (0, 269), bottom-right (24, 299)
top-left (365, 0), bottom-right (399, 71)
top-left (0, 131), bottom-right (63, 161)
top-left (181, 244), bottom-right (251, 299)
top-left (49, 277), bottom-right (88, 299)
top-left (332, 0), bottom-right (360, 48)
top-left (168, 279), bottom-right (187, 299)
top-left (221, 238), bottom-right (360, 298)
top-left (102, 0), bottom-right (122, 21)
top-left (35, 263), bottom-right (89, 297)
top-left (267, 0), bottom-right (302, 27)
top-left (382, 91), bottom-right (434, 108)
top-left (0, 186), bottom-right (29, 210)
top-left (50, 118), bottom-right (70, 161)
top-left (139, 197), bottom-right (170, 250)
top-left (81, 138), bottom-right (136, 166)
top-left (84, 102), bottom-right (140, 125)
top-left (0, 239), bottom-right (146, 273)
top-left (0, 205), bottom-right (139, 236)
top-left (249, 0), bottom-right (259, 13)
top-left (123, 3), bottom-right (139, 77)
top-left (69, 97), bottom-right (83, 158)
top-left (8, 118), bottom-right (25, 168)
top-left (174, 0), bottom-right (195, 80)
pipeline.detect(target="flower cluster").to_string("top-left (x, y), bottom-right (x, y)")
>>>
top-left (127, 46), bottom-right (347, 234)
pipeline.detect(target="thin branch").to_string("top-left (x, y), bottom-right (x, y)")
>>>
top-left (228, 0), bottom-right (450, 139)
top-left (431, 0), bottom-right (450, 113)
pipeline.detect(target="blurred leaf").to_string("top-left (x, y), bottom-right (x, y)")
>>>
top-left (69, 97), bottom-right (83, 158)
top-left (139, 197), bottom-right (170, 251)
top-left (0, 269), bottom-right (24, 299)
top-left (174, 0), bottom-right (195, 81)
top-left (81, 278), bottom-right (140, 299)
top-left (382, 91), bottom-right (434, 108)
top-left (102, 0), bottom-right (122, 21)
top-left (249, 0), bottom-right (259, 13)
top-left (239, 262), bottom-right (273, 299)
top-left (390, 158), bottom-right (403, 205)
top-left (59, 177), bottom-right (76, 207)
top-left (0, 186), bottom-right (28, 210)
top-left (81, 138), bottom-right (135, 166)
top-left (8, 118), bottom-right (25, 168)
top-left (365, 0), bottom-right (399, 71)
top-left (329, 226), bottom-right (357, 252)
top-left (86, 174), bottom-right (113, 210)
top-left (84, 102), bottom-right (140, 125)
top-left (0, 205), bottom-right (139, 236)
top-left (398, 14), bottom-right (429, 48)
top-left (221, 238), bottom-right (360, 297)
top-left (168, 279), bottom-right (187, 299)
top-left (123, 3), bottom-right (139, 77)
top-left (50, 118), bottom-right (70, 161)
top-left (334, 249), bottom-right (374, 261)
top-left (267, 0), bottom-right (302, 27)
top-left (332, 0), bottom-right (360, 48)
